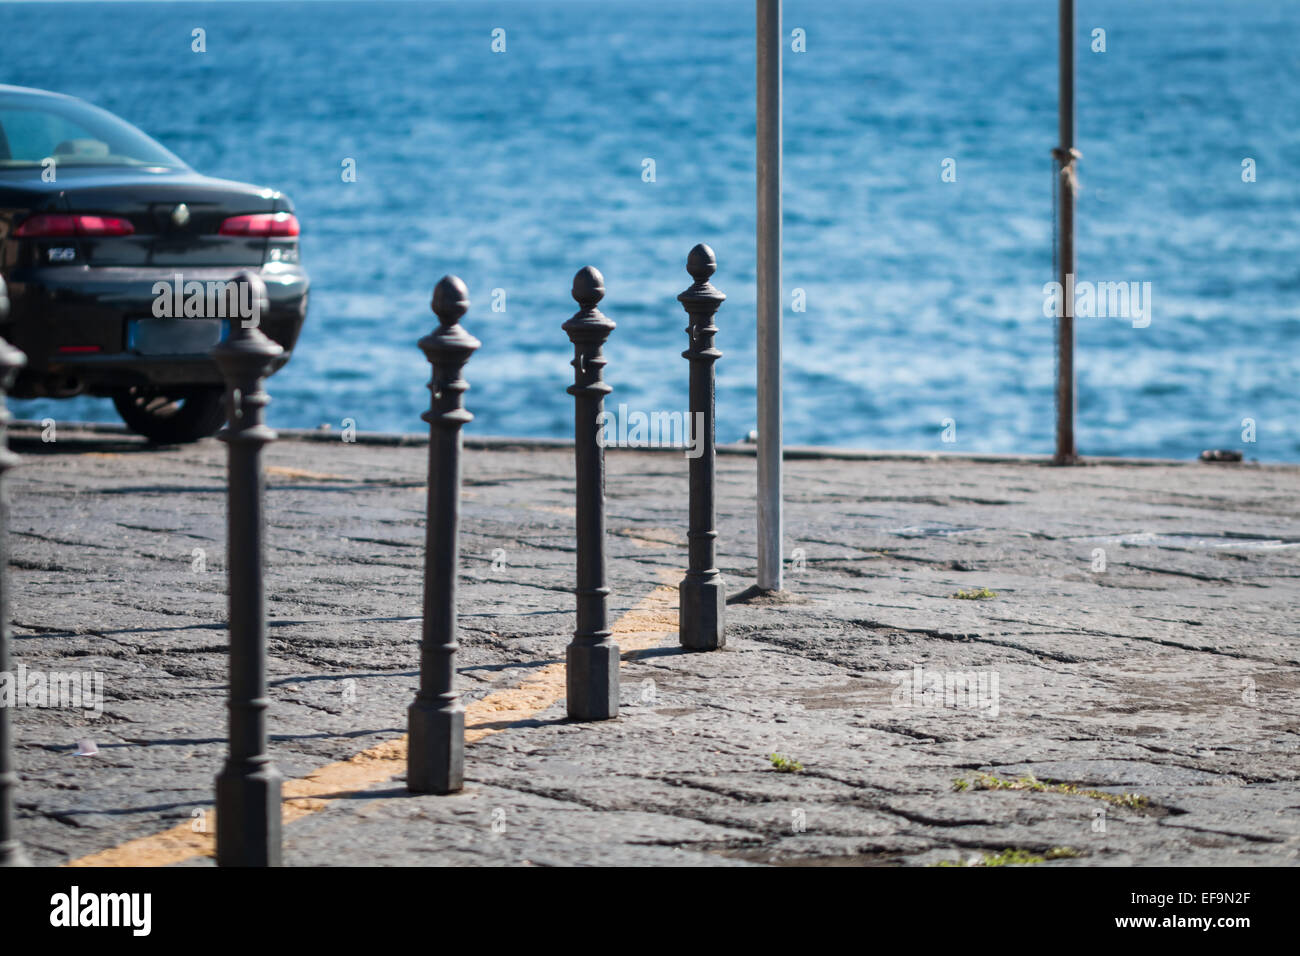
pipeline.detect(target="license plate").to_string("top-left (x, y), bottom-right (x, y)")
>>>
top-left (128, 318), bottom-right (228, 355)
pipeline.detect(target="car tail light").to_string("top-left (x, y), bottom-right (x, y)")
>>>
top-left (218, 213), bottom-right (300, 237)
top-left (15, 214), bottom-right (134, 237)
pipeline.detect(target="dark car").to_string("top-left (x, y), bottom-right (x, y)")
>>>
top-left (0, 85), bottom-right (308, 442)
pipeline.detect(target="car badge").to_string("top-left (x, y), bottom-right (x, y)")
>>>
top-left (171, 203), bottom-right (191, 227)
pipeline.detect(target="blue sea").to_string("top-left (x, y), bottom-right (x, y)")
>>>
top-left (4, 0), bottom-right (1298, 459)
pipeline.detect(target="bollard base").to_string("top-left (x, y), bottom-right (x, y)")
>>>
top-left (0, 840), bottom-right (31, 867)
top-left (566, 640), bottom-right (620, 721)
top-left (679, 570), bottom-right (726, 651)
top-left (215, 763), bottom-right (283, 867)
top-left (407, 701), bottom-right (465, 794)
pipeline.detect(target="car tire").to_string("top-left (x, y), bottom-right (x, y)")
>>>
top-left (112, 386), bottom-right (227, 444)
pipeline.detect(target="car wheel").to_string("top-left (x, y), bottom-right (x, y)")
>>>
top-left (112, 386), bottom-right (227, 444)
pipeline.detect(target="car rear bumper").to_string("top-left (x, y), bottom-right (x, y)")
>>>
top-left (1, 262), bottom-right (307, 397)
top-left (23, 350), bottom-right (293, 391)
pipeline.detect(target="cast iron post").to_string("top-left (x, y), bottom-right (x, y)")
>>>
top-left (213, 271), bottom-right (283, 867)
top-left (408, 275), bottom-right (479, 794)
top-left (678, 244), bottom-right (726, 651)
top-left (0, 276), bottom-right (29, 867)
top-left (563, 267), bottom-right (619, 721)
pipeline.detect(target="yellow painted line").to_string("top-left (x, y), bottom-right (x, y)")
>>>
top-left (266, 465), bottom-right (351, 481)
top-left (612, 527), bottom-right (685, 550)
top-left (67, 571), bottom-right (680, 867)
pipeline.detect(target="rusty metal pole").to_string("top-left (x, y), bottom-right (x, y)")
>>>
top-left (0, 275), bottom-right (29, 867)
top-left (212, 271), bottom-right (283, 867)
top-left (563, 267), bottom-right (619, 721)
top-left (408, 276), bottom-right (479, 794)
top-left (679, 244), bottom-right (726, 651)
top-left (1053, 0), bottom-right (1079, 464)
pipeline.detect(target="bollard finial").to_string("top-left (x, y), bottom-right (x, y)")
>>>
top-left (0, 337), bottom-right (24, 390)
top-left (213, 271), bottom-right (282, 382)
top-left (571, 266), bottom-right (605, 310)
top-left (432, 275), bottom-right (470, 327)
top-left (230, 270), bottom-right (269, 340)
top-left (678, 242), bottom-right (726, 312)
top-left (686, 243), bottom-right (717, 283)
top-left (0, 276), bottom-right (20, 389)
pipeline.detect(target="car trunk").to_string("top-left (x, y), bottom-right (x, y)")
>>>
top-left (59, 171), bottom-right (274, 267)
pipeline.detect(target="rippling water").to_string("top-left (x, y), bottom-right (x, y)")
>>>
top-left (5, 0), bottom-right (1298, 459)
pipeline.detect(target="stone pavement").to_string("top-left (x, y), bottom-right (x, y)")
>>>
top-left (6, 424), bottom-right (1299, 866)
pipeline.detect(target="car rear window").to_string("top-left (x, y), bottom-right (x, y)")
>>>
top-left (0, 92), bottom-right (186, 169)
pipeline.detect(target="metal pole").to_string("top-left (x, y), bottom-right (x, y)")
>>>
top-left (1054, 0), bottom-right (1078, 464)
top-left (756, 0), bottom-right (784, 589)
top-left (679, 244), bottom-right (726, 651)
top-left (564, 267), bottom-right (619, 721)
top-left (408, 276), bottom-right (479, 794)
top-left (0, 275), bottom-right (29, 867)
top-left (213, 272), bottom-right (283, 867)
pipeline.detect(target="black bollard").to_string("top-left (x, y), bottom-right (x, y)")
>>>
top-left (212, 271), bottom-right (283, 867)
top-left (678, 244), bottom-right (726, 651)
top-left (0, 276), bottom-right (29, 867)
top-left (563, 267), bottom-right (619, 721)
top-left (408, 276), bottom-right (479, 794)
